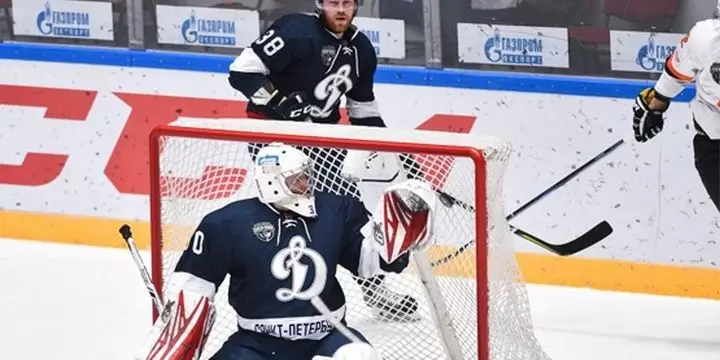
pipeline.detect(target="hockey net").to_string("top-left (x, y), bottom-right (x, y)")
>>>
top-left (149, 118), bottom-right (550, 360)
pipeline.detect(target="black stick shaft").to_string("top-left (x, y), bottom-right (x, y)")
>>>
top-left (119, 225), bottom-right (165, 316)
top-left (506, 139), bottom-right (625, 221)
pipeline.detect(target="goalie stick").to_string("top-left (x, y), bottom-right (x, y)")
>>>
top-left (118, 224), bottom-right (168, 320)
top-left (310, 297), bottom-right (365, 344)
top-left (362, 139), bottom-right (624, 257)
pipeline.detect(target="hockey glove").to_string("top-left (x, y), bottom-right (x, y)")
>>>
top-left (272, 91), bottom-right (311, 121)
top-left (633, 87), bottom-right (668, 143)
top-left (372, 179), bottom-right (437, 264)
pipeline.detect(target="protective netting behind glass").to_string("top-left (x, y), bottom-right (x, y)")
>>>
top-left (150, 119), bottom-right (550, 360)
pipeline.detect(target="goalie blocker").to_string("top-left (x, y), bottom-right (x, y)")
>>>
top-left (133, 144), bottom-right (436, 360)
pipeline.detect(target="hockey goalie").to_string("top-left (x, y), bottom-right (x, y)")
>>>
top-left (134, 143), bottom-right (438, 360)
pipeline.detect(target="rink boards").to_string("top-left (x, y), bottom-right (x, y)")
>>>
top-left (1, 42), bottom-right (719, 300)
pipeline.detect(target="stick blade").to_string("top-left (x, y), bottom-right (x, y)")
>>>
top-left (554, 221), bottom-right (613, 256)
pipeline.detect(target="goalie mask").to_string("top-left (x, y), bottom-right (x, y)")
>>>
top-left (372, 179), bottom-right (438, 264)
top-left (254, 143), bottom-right (317, 218)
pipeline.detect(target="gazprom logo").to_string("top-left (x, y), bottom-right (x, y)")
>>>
top-left (181, 10), bottom-right (236, 46)
top-left (36, 1), bottom-right (91, 37)
top-left (635, 33), bottom-right (676, 71)
top-left (483, 27), bottom-right (543, 65)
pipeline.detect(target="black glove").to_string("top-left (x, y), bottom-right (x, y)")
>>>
top-left (271, 91), bottom-right (311, 121)
top-left (633, 87), bottom-right (668, 143)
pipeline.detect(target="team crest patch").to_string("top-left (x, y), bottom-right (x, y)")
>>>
top-left (711, 63), bottom-right (720, 84)
top-left (252, 221), bottom-right (276, 242)
top-left (321, 45), bottom-right (336, 66)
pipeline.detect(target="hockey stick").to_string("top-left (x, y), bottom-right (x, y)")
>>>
top-left (436, 139), bottom-right (626, 223)
top-left (375, 139), bottom-right (623, 259)
top-left (310, 297), bottom-right (364, 343)
top-left (363, 175), bottom-right (611, 257)
top-left (431, 139), bottom-right (624, 258)
top-left (118, 224), bottom-right (167, 318)
top-left (309, 297), bottom-right (387, 359)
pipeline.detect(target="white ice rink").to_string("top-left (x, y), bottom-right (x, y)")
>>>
top-left (2, 238), bottom-right (720, 360)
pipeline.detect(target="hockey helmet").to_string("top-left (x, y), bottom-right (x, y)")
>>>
top-left (254, 143), bottom-right (317, 218)
top-left (315, 0), bottom-right (359, 17)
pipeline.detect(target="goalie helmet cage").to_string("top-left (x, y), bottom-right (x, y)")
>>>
top-left (148, 118), bottom-right (551, 360)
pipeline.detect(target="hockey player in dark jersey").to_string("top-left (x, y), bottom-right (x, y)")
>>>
top-left (228, 0), bottom-right (381, 125)
top-left (134, 143), bottom-right (438, 360)
top-left (227, 0), bottom-right (422, 322)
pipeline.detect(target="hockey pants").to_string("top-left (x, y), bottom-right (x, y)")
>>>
top-left (693, 124), bottom-right (720, 213)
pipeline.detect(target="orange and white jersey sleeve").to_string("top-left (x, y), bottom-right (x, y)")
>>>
top-left (655, 19), bottom-right (720, 139)
top-left (653, 20), bottom-right (712, 99)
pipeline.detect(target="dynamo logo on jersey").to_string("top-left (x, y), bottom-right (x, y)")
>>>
top-left (181, 10), bottom-right (236, 46)
top-left (483, 28), bottom-right (543, 65)
top-left (636, 33), bottom-right (676, 72)
top-left (36, 1), bottom-right (91, 38)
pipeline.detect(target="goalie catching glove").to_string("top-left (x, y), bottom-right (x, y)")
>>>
top-left (371, 179), bottom-right (438, 264)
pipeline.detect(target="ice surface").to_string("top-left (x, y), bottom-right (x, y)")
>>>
top-left (2, 238), bottom-right (720, 360)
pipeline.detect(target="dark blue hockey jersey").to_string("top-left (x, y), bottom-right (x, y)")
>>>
top-left (229, 13), bottom-right (383, 126)
top-left (173, 192), bottom-right (408, 342)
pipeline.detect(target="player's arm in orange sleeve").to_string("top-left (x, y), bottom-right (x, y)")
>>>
top-left (653, 28), bottom-right (703, 103)
top-left (633, 24), bottom-right (706, 143)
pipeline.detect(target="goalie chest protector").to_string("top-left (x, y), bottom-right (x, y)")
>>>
top-left (175, 192), bottom-right (369, 341)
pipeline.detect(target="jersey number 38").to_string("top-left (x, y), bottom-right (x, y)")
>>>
top-left (255, 29), bottom-right (285, 57)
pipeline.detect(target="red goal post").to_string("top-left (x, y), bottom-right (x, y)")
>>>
top-left (147, 118), bottom-right (549, 360)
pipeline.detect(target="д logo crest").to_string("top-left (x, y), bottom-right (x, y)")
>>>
top-left (270, 235), bottom-right (328, 302)
top-left (310, 64), bottom-right (354, 118)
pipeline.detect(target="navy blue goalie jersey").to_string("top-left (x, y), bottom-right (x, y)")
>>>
top-left (229, 13), bottom-right (382, 125)
top-left (173, 192), bottom-right (407, 342)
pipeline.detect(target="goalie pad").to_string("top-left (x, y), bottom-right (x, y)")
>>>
top-left (333, 343), bottom-right (381, 360)
top-left (371, 179), bottom-right (437, 264)
top-left (135, 273), bottom-right (216, 360)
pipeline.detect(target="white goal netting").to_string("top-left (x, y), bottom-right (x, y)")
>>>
top-left (150, 118), bottom-right (550, 360)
